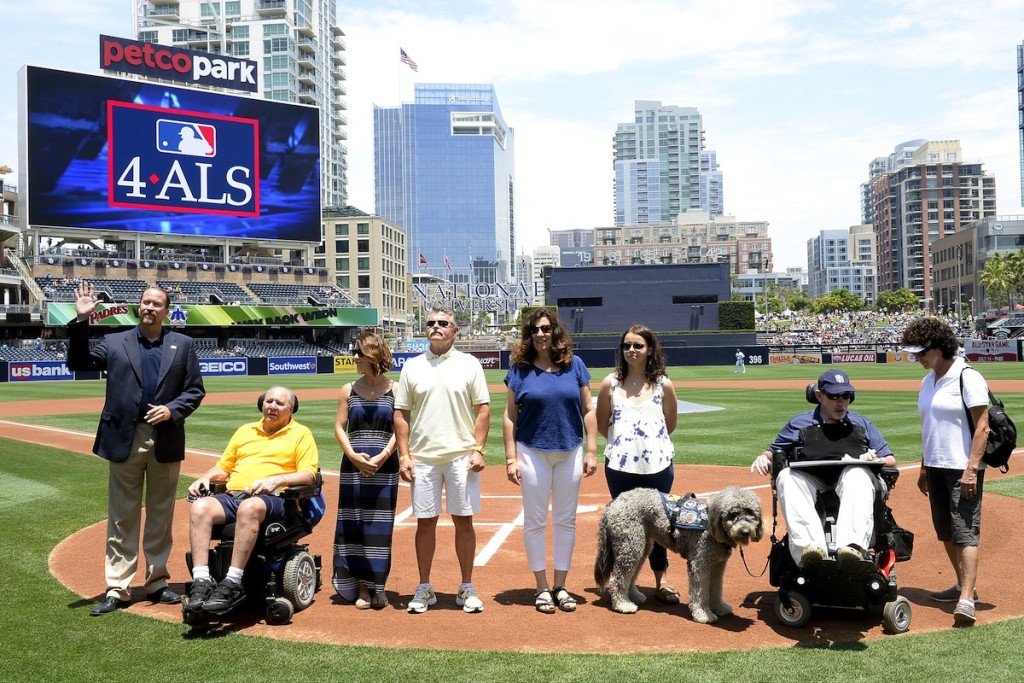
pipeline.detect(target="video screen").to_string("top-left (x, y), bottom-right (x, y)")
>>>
top-left (21, 65), bottom-right (321, 241)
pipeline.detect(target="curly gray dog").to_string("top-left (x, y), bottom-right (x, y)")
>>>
top-left (594, 486), bottom-right (763, 623)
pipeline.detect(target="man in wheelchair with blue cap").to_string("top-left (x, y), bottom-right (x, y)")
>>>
top-left (750, 369), bottom-right (896, 568)
top-left (185, 386), bottom-right (319, 615)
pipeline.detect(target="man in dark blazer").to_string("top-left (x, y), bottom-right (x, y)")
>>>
top-left (68, 281), bottom-right (206, 615)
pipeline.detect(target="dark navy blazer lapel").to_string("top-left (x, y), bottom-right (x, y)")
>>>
top-left (157, 331), bottom-right (179, 389)
top-left (122, 330), bottom-right (143, 384)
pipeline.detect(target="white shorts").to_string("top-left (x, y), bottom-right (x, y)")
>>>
top-left (411, 453), bottom-right (481, 518)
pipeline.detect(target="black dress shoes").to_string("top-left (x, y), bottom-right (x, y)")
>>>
top-left (146, 587), bottom-right (183, 605)
top-left (90, 595), bottom-right (130, 616)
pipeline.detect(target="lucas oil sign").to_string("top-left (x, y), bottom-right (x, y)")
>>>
top-left (107, 102), bottom-right (259, 217)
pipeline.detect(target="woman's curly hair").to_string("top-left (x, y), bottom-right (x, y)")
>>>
top-left (510, 307), bottom-right (573, 369)
top-left (614, 324), bottom-right (667, 383)
top-left (901, 316), bottom-right (959, 360)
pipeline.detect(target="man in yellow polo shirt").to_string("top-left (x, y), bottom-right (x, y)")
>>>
top-left (184, 386), bottom-right (318, 615)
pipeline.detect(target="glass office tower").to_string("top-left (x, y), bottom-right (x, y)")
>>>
top-left (374, 84), bottom-right (515, 280)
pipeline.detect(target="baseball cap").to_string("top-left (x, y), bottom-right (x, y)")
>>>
top-left (817, 369), bottom-right (855, 394)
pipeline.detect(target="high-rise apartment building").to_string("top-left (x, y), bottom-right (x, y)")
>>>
top-left (132, 0), bottom-right (348, 208)
top-left (869, 140), bottom-right (996, 298)
top-left (594, 210), bottom-right (771, 275)
top-left (860, 140), bottom-right (925, 226)
top-left (806, 225), bottom-right (877, 305)
top-left (613, 101), bottom-right (723, 225)
top-left (374, 83), bottom-right (515, 280)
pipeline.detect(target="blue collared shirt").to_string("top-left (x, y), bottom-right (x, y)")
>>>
top-left (137, 327), bottom-right (167, 418)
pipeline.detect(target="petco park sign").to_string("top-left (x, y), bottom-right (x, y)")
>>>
top-left (100, 35), bottom-right (258, 93)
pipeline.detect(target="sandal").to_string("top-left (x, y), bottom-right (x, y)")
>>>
top-left (552, 586), bottom-right (577, 612)
top-left (534, 588), bottom-right (556, 614)
top-left (370, 592), bottom-right (388, 610)
top-left (655, 584), bottom-right (680, 604)
top-left (355, 584), bottom-right (372, 610)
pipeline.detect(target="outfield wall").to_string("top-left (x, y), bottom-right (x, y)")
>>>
top-left (3, 340), bottom-right (1020, 382)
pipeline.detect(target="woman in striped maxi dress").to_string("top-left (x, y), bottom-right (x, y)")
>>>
top-left (333, 331), bottom-right (398, 609)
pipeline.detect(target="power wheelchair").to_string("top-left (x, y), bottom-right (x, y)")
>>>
top-left (182, 470), bottom-right (325, 626)
top-left (767, 384), bottom-right (914, 634)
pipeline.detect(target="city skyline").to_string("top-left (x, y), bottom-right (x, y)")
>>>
top-left (2, 1), bottom-right (1023, 271)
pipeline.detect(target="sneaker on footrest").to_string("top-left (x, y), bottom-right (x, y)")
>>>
top-left (201, 579), bottom-right (246, 615)
top-left (185, 576), bottom-right (217, 612)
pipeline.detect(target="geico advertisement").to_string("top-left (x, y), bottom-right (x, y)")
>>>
top-left (9, 361), bottom-right (75, 382)
top-left (198, 358), bottom-right (248, 377)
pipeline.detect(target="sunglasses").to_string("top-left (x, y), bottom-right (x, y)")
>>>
top-left (621, 342), bottom-right (647, 351)
top-left (353, 348), bottom-right (363, 357)
top-left (824, 391), bottom-right (854, 401)
top-left (426, 319), bottom-right (452, 328)
top-left (529, 324), bottom-right (553, 334)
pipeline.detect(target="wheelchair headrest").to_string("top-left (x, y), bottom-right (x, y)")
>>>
top-left (257, 390), bottom-right (299, 414)
top-left (806, 382), bottom-right (854, 404)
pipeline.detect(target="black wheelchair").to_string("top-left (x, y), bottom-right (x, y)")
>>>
top-left (767, 385), bottom-right (914, 634)
top-left (183, 470), bottom-right (324, 626)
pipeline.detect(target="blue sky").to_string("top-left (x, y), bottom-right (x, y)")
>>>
top-left (2, 0), bottom-right (1023, 270)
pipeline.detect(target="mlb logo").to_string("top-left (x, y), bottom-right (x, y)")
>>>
top-left (156, 119), bottom-right (216, 157)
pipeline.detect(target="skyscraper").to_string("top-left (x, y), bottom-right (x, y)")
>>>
top-left (868, 140), bottom-right (996, 298)
top-left (374, 83), bottom-right (515, 280)
top-left (613, 101), bottom-right (722, 225)
top-left (132, 0), bottom-right (348, 208)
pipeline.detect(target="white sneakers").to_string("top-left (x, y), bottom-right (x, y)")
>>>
top-left (407, 583), bottom-right (437, 614)
top-left (407, 582), bottom-right (484, 614)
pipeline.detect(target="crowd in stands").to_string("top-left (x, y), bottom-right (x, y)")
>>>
top-left (760, 309), bottom-right (982, 348)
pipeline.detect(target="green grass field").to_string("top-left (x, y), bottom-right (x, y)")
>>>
top-left (3, 364), bottom-right (1024, 681)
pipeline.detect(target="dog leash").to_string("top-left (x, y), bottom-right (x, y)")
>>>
top-left (738, 486), bottom-right (780, 579)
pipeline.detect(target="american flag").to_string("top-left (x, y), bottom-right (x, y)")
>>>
top-left (418, 252), bottom-right (427, 266)
top-left (400, 48), bottom-right (418, 72)
top-left (444, 251), bottom-right (451, 270)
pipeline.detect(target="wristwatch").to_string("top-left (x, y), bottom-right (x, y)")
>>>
top-left (471, 445), bottom-right (486, 455)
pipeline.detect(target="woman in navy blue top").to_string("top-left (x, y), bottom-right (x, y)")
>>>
top-left (503, 307), bottom-right (597, 614)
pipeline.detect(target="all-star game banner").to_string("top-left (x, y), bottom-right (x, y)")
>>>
top-left (47, 303), bottom-right (378, 327)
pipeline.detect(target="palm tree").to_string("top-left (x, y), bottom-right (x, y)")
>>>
top-left (980, 253), bottom-right (1010, 311)
top-left (1006, 249), bottom-right (1024, 309)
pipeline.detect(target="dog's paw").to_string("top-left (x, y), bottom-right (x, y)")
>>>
top-left (713, 602), bottom-right (733, 617)
top-left (612, 601), bottom-right (639, 614)
top-left (690, 608), bottom-right (717, 624)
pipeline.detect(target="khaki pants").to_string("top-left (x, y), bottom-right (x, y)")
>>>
top-left (104, 423), bottom-right (181, 600)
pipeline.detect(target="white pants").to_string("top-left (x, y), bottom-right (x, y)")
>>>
top-left (776, 465), bottom-right (876, 564)
top-left (516, 443), bottom-right (583, 572)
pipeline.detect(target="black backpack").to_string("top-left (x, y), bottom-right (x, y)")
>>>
top-left (960, 367), bottom-right (1018, 472)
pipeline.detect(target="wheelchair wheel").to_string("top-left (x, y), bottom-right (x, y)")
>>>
top-left (774, 591), bottom-right (812, 628)
top-left (882, 596), bottom-right (912, 634)
top-left (282, 551), bottom-right (318, 611)
top-left (267, 598), bottom-right (294, 625)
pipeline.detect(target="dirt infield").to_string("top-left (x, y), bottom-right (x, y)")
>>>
top-left (4, 383), bottom-right (1022, 653)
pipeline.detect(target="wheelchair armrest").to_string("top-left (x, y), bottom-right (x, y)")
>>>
top-left (880, 466), bottom-right (900, 490)
top-left (770, 447), bottom-right (789, 482)
top-left (281, 484), bottom-right (317, 500)
top-left (280, 468), bottom-right (323, 501)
